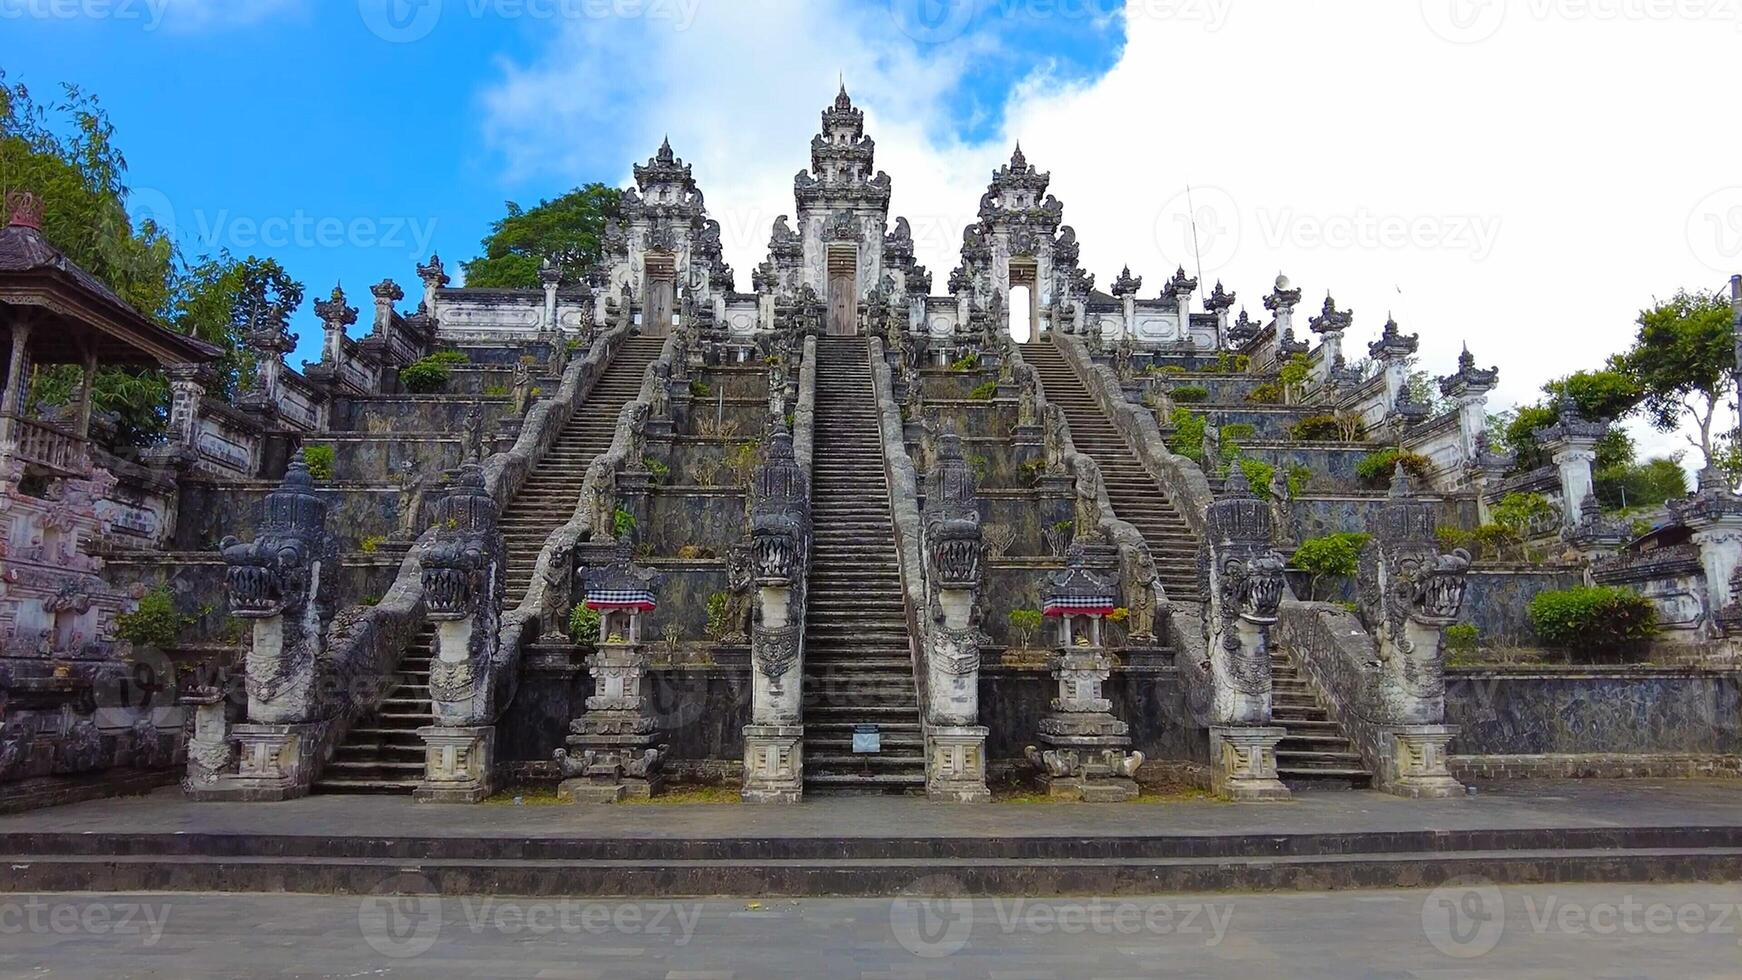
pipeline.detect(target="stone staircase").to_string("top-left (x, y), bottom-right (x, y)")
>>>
top-left (1270, 650), bottom-right (1372, 789)
top-left (315, 335), bottom-right (663, 796)
top-left (1023, 343), bottom-right (1203, 602)
top-left (801, 338), bottom-right (926, 795)
top-left (313, 623), bottom-right (436, 794)
top-left (498, 336), bottom-right (666, 607)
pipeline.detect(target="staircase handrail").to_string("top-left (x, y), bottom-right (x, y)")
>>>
top-left (867, 337), bottom-right (936, 728)
top-left (1273, 599), bottom-right (1397, 777)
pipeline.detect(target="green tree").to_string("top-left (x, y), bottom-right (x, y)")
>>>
top-left (461, 183), bottom-right (622, 288)
top-left (1615, 290), bottom-right (1735, 466)
top-left (169, 254), bottom-right (303, 400)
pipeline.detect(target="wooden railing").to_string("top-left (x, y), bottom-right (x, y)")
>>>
top-left (1, 413), bottom-right (90, 477)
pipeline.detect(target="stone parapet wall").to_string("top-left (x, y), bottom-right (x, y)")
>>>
top-left (1446, 665), bottom-right (1742, 757)
top-left (1451, 753), bottom-right (1742, 780)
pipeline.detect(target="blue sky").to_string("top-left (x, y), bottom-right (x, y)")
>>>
top-left (3, 0), bottom-right (1126, 368)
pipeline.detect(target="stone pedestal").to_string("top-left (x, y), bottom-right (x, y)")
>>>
top-left (555, 643), bottom-right (665, 803)
top-left (926, 726), bottom-right (990, 803)
top-left (186, 723), bottom-right (318, 802)
top-left (1209, 726), bottom-right (1290, 801)
top-left (414, 725), bottom-right (495, 804)
top-left (741, 724), bottom-right (804, 804)
top-left (1379, 725), bottom-right (1464, 798)
top-left (1026, 647), bottom-right (1142, 802)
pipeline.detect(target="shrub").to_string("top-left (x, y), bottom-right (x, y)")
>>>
top-left (1355, 448), bottom-right (1434, 486)
top-left (400, 351), bottom-right (469, 393)
top-left (705, 591), bottom-right (733, 641)
top-left (301, 444), bottom-right (335, 481)
top-left (1527, 586), bottom-right (1657, 657)
top-left (1236, 459), bottom-right (1309, 499)
top-left (1220, 422), bottom-right (1257, 443)
top-left (1435, 526), bottom-right (1473, 554)
top-left (568, 604), bottom-right (602, 644)
top-left (1247, 381), bottom-right (1284, 404)
top-left (1443, 624), bottom-right (1480, 656)
top-left (948, 353), bottom-right (980, 372)
top-left (1210, 351), bottom-right (1250, 374)
top-left (1290, 414), bottom-right (1342, 441)
top-left (1491, 492), bottom-right (1557, 545)
top-left (612, 507), bottom-right (637, 538)
top-left (642, 457), bottom-right (670, 483)
top-left (1239, 458), bottom-right (1276, 497)
top-left (690, 379), bottom-right (712, 398)
top-left (1292, 532), bottom-right (1370, 601)
top-left (1168, 407), bottom-right (1207, 462)
top-left (482, 384), bottom-right (509, 397)
top-left (968, 454), bottom-right (992, 483)
top-left (723, 441), bottom-right (760, 486)
top-left (675, 545), bottom-right (717, 560)
top-left (968, 379), bottom-right (998, 401)
top-left (359, 535), bottom-right (388, 554)
top-left (1170, 385), bottom-right (1209, 404)
top-left (115, 588), bottom-right (190, 648)
top-left (1009, 609), bottom-right (1045, 649)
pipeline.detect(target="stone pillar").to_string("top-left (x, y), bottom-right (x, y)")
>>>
top-left (1439, 346), bottom-right (1499, 462)
top-left (417, 254), bottom-right (450, 323)
top-left (370, 279), bottom-right (403, 337)
top-left (1026, 548), bottom-right (1142, 802)
top-left (1110, 266), bottom-right (1142, 342)
top-left (415, 462), bottom-right (506, 803)
top-left (1263, 274), bottom-right (1302, 344)
top-left (1368, 317), bottom-right (1419, 411)
top-left (1307, 294), bottom-right (1352, 389)
top-left (314, 286), bottom-right (359, 378)
top-left (1357, 466), bottom-right (1472, 798)
top-left (1166, 266), bottom-right (1197, 347)
top-left (539, 258), bottom-right (561, 331)
top-left (220, 451), bottom-right (337, 727)
top-left (1204, 281), bottom-right (1236, 349)
top-left (164, 364), bottom-right (208, 455)
top-left (1202, 466), bottom-right (1290, 800)
top-left (1539, 395), bottom-right (1606, 529)
top-left (743, 424), bottom-right (809, 802)
top-left (1672, 469), bottom-right (1742, 625)
top-left (922, 432), bottom-right (990, 802)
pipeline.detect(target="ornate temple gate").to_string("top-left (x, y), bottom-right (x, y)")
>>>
top-left (826, 245), bottom-right (857, 336)
top-left (643, 251), bottom-right (676, 337)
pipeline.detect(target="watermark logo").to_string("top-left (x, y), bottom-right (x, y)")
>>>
top-left (889, 0), bottom-right (977, 42)
top-left (359, 0), bottom-right (443, 42)
top-left (1421, 0), bottom-right (1508, 43)
top-left (357, 872), bottom-right (443, 959)
top-left (890, 877), bottom-right (975, 958)
top-left (1154, 185), bottom-right (1242, 273)
top-left (0, 0), bottom-right (172, 31)
top-left (1422, 875), bottom-right (1506, 958)
top-left (1688, 186), bottom-right (1742, 274)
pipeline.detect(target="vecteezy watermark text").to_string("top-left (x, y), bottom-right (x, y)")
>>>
top-left (889, 888), bottom-right (1236, 959)
top-left (0, 898), bottom-right (172, 947)
top-left (358, 885), bottom-right (705, 959)
top-left (0, 0), bottom-right (170, 30)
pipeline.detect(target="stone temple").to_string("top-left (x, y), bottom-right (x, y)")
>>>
top-left (2, 86), bottom-right (1741, 812)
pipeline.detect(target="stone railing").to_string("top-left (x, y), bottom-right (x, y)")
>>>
top-left (867, 337), bottom-right (931, 720)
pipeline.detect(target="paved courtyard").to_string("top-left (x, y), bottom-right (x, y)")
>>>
top-left (4, 882), bottom-right (1742, 978)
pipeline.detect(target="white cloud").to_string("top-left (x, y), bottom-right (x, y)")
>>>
top-left (480, 0), bottom-right (1742, 465)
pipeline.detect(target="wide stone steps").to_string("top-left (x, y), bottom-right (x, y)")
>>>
top-left (1269, 653), bottom-right (1373, 790)
top-left (497, 339), bottom-right (664, 607)
top-left (313, 627), bottom-right (436, 795)
top-left (1023, 343), bottom-right (1204, 603)
top-left (802, 339), bottom-right (924, 794)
